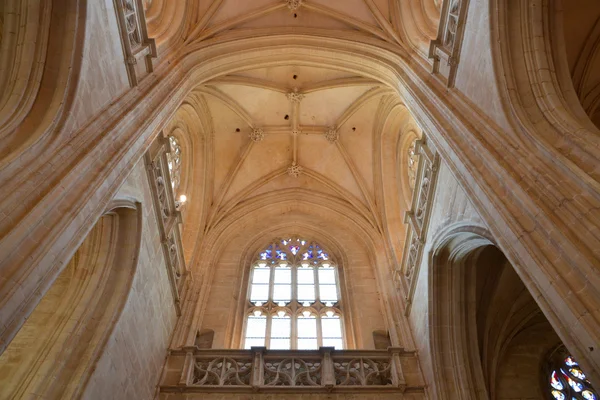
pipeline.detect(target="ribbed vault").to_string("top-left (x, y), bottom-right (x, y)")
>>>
top-left (166, 64), bottom-right (422, 279)
top-left (164, 59), bottom-right (423, 351)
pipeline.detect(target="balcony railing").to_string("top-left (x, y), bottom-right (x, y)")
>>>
top-left (161, 347), bottom-right (425, 394)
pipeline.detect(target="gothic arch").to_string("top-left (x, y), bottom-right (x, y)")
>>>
top-left (163, 90), bottom-right (213, 262)
top-left (491, 0), bottom-right (600, 383)
top-left (427, 224), bottom-right (573, 399)
top-left (374, 96), bottom-right (422, 285)
top-left (427, 225), bottom-right (494, 399)
top-left (393, 0), bottom-right (441, 58)
top-left (2, 32), bottom-right (598, 393)
top-left (0, 201), bottom-right (141, 398)
top-left (0, 0), bottom-right (86, 167)
top-left (555, 0), bottom-right (600, 128)
top-left (174, 190), bottom-right (403, 352)
top-left (229, 229), bottom-right (357, 350)
top-left (143, 0), bottom-right (190, 52)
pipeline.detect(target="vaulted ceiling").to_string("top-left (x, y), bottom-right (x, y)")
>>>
top-left (204, 65), bottom-right (392, 229)
top-left (146, 0), bottom-right (441, 57)
top-left (189, 0), bottom-right (404, 48)
top-left (158, 0), bottom-right (430, 268)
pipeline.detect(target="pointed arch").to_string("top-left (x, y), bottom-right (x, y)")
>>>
top-left (0, 202), bottom-right (142, 398)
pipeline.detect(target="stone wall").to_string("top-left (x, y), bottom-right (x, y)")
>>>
top-left (66, 0), bottom-right (130, 133)
top-left (81, 160), bottom-right (178, 400)
top-left (453, 0), bottom-right (511, 132)
top-left (406, 160), bottom-right (487, 397)
top-left (199, 226), bottom-right (388, 350)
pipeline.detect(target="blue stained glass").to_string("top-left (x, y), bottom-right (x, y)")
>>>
top-left (290, 245), bottom-right (300, 255)
top-left (565, 357), bottom-right (578, 367)
top-left (302, 245), bottom-right (314, 259)
top-left (570, 368), bottom-right (586, 380)
top-left (550, 354), bottom-right (598, 400)
top-left (260, 247), bottom-right (273, 260)
top-left (551, 370), bottom-right (564, 390)
top-left (582, 390), bottom-right (597, 400)
top-left (276, 249), bottom-right (287, 260)
top-left (565, 375), bottom-right (583, 392)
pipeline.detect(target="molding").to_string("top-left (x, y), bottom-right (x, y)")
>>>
top-left (144, 135), bottom-right (189, 315)
top-left (113, 0), bottom-right (157, 87)
top-left (428, 0), bottom-right (470, 88)
top-left (394, 138), bottom-right (440, 316)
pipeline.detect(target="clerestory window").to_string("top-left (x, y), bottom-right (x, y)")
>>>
top-left (243, 237), bottom-right (344, 350)
top-left (547, 347), bottom-right (598, 400)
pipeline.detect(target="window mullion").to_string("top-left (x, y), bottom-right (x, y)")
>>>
top-left (314, 262), bottom-right (323, 347)
top-left (265, 313), bottom-right (273, 349)
top-left (316, 314), bottom-right (323, 348)
top-left (291, 310), bottom-right (297, 350)
top-left (314, 265), bottom-right (320, 303)
top-left (269, 260), bottom-right (275, 303)
top-left (291, 263), bottom-right (298, 349)
top-left (267, 246), bottom-right (275, 348)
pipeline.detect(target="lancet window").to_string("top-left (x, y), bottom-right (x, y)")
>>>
top-left (166, 135), bottom-right (182, 195)
top-left (548, 348), bottom-right (598, 400)
top-left (243, 237), bottom-right (343, 350)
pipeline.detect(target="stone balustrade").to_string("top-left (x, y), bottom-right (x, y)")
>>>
top-left (160, 347), bottom-right (426, 394)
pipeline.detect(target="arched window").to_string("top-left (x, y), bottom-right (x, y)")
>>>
top-left (547, 347), bottom-right (598, 400)
top-left (166, 135), bottom-right (182, 195)
top-left (243, 237), bottom-right (344, 350)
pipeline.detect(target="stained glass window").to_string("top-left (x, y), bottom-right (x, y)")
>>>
top-left (547, 347), bottom-right (598, 400)
top-left (243, 237), bottom-right (344, 350)
top-left (166, 135), bottom-right (182, 195)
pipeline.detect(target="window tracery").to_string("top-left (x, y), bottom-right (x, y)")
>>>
top-left (428, 0), bottom-right (469, 87)
top-left (407, 139), bottom-right (419, 191)
top-left (243, 237), bottom-right (343, 350)
top-left (547, 348), bottom-right (598, 400)
top-left (114, 0), bottom-right (156, 87)
top-left (166, 135), bottom-right (182, 195)
top-left (443, 0), bottom-right (460, 49)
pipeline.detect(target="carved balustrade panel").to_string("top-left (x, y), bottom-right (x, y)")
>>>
top-left (163, 348), bottom-right (420, 393)
top-left (263, 357), bottom-right (322, 386)
top-left (193, 357), bottom-right (253, 386)
top-left (332, 357), bottom-right (393, 386)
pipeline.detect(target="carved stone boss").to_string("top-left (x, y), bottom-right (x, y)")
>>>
top-left (145, 135), bottom-right (188, 315)
top-left (428, 0), bottom-right (470, 88)
top-left (114, 0), bottom-right (157, 87)
top-left (395, 139), bottom-right (440, 315)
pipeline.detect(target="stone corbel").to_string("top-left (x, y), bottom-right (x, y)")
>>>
top-left (428, 0), bottom-right (470, 88)
top-left (114, 0), bottom-right (157, 87)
